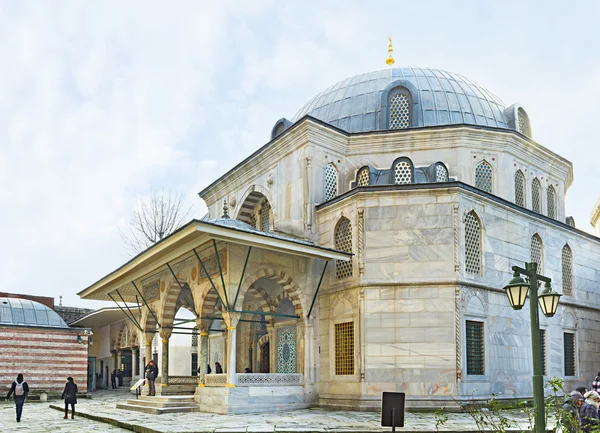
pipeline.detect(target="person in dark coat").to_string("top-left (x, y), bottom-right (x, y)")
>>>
top-left (244, 367), bottom-right (252, 373)
top-left (561, 391), bottom-right (584, 433)
top-left (6, 373), bottom-right (29, 423)
top-left (144, 359), bottom-right (159, 396)
top-left (214, 362), bottom-right (223, 374)
top-left (110, 370), bottom-right (117, 389)
top-left (116, 369), bottom-right (123, 386)
top-left (61, 377), bottom-right (78, 419)
top-left (580, 390), bottom-right (600, 432)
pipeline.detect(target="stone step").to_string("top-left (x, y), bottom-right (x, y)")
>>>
top-left (138, 395), bottom-right (196, 403)
top-left (116, 402), bottom-right (198, 415)
top-left (125, 399), bottom-right (197, 408)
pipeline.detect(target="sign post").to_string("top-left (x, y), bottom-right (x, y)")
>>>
top-left (381, 392), bottom-right (405, 432)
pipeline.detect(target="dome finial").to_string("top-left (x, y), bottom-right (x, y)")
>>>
top-left (222, 199), bottom-right (230, 218)
top-left (386, 36), bottom-right (395, 66)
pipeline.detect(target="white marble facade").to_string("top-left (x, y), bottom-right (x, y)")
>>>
top-left (197, 107), bottom-right (600, 410)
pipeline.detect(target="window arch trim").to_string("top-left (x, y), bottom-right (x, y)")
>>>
top-left (391, 156), bottom-right (414, 185)
top-left (380, 80), bottom-right (420, 130)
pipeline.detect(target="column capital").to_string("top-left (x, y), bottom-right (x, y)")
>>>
top-left (222, 312), bottom-right (241, 328)
top-left (159, 329), bottom-right (172, 340)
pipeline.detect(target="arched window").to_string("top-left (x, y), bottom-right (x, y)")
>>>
top-left (389, 90), bottom-right (411, 130)
top-left (259, 201), bottom-right (271, 231)
top-left (356, 166), bottom-right (370, 187)
top-left (532, 178), bottom-right (542, 213)
top-left (435, 163), bottom-right (449, 182)
top-left (324, 163), bottom-right (338, 201)
top-left (547, 186), bottom-right (557, 219)
top-left (464, 211), bottom-right (482, 275)
top-left (334, 217), bottom-right (353, 279)
top-left (530, 234), bottom-right (544, 273)
top-left (517, 109), bottom-right (530, 137)
top-left (514, 170), bottom-right (525, 207)
top-left (562, 244), bottom-right (573, 296)
top-left (392, 157), bottom-right (413, 185)
top-left (475, 161), bottom-right (493, 193)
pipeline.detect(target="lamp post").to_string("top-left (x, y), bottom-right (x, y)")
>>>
top-left (503, 262), bottom-right (561, 433)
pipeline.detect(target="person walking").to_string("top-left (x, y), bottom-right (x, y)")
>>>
top-left (593, 373), bottom-right (600, 393)
top-left (144, 359), bottom-right (158, 396)
top-left (61, 377), bottom-right (78, 419)
top-left (110, 370), bottom-right (117, 389)
top-left (6, 373), bottom-right (29, 423)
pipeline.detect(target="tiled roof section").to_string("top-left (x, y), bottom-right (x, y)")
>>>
top-left (292, 67), bottom-right (508, 133)
top-left (54, 306), bottom-right (94, 325)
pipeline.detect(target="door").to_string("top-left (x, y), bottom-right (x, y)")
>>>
top-left (87, 357), bottom-right (96, 392)
top-left (260, 343), bottom-right (270, 373)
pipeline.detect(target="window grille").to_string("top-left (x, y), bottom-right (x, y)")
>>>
top-left (249, 214), bottom-right (257, 229)
top-left (191, 327), bottom-right (198, 347)
top-left (325, 163), bottom-right (338, 201)
top-left (547, 186), bottom-right (556, 219)
top-left (562, 245), bottom-right (573, 296)
top-left (357, 167), bottom-right (370, 186)
top-left (518, 112), bottom-right (529, 136)
top-left (335, 218), bottom-right (353, 279)
top-left (540, 329), bottom-right (546, 376)
top-left (532, 178), bottom-right (541, 213)
top-left (530, 234), bottom-right (543, 273)
top-left (564, 332), bottom-right (576, 376)
top-left (259, 201), bottom-right (271, 231)
top-left (466, 320), bottom-right (484, 375)
top-left (191, 353), bottom-right (198, 376)
top-left (389, 93), bottom-right (410, 129)
top-left (465, 211), bottom-right (481, 275)
top-left (393, 161), bottom-right (413, 184)
top-left (334, 321), bottom-right (354, 375)
top-left (515, 170), bottom-right (525, 207)
top-left (435, 164), bottom-right (449, 182)
top-left (475, 161), bottom-right (493, 193)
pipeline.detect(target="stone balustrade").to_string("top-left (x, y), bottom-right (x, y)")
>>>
top-left (237, 373), bottom-right (303, 387)
top-left (168, 376), bottom-right (199, 385)
top-left (205, 374), bottom-right (227, 386)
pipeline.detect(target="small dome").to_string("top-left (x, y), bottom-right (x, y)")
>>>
top-left (0, 298), bottom-right (68, 328)
top-left (292, 67), bottom-right (509, 133)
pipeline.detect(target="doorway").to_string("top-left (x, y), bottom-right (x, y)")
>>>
top-left (260, 342), bottom-right (270, 373)
top-left (87, 357), bottom-right (96, 392)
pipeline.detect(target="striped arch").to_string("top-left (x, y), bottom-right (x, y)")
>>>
top-left (235, 185), bottom-right (276, 225)
top-left (272, 290), bottom-right (302, 318)
top-left (197, 285), bottom-right (224, 331)
top-left (245, 285), bottom-right (276, 314)
top-left (160, 281), bottom-right (197, 331)
top-left (140, 305), bottom-right (159, 334)
top-left (234, 267), bottom-right (304, 318)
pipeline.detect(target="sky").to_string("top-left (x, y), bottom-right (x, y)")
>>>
top-left (0, 1), bottom-right (599, 308)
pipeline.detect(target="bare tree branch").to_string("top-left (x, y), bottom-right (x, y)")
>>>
top-left (120, 190), bottom-right (192, 255)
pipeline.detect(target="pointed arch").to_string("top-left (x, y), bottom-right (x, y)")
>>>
top-left (234, 185), bottom-right (276, 229)
top-left (324, 163), bottom-right (338, 201)
top-left (334, 217), bottom-right (353, 279)
top-left (464, 210), bottom-right (482, 275)
top-left (514, 170), bottom-right (525, 207)
top-left (475, 160), bottom-right (493, 193)
top-left (532, 178), bottom-right (542, 213)
top-left (547, 185), bottom-right (557, 219)
top-left (562, 244), bottom-right (573, 296)
top-left (391, 157), bottom-right (414, 185)
top-left (530, 233), bottom-right (544, 273)
top-left (160, 281), bottom-right (197, 331)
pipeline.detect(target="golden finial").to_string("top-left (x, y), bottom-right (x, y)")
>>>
top-left (386, 36), bottom-right (395, 66)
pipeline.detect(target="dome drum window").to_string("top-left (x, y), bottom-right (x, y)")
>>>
top-left (517, 108), bottom-right (531, 137)
top-left (356, 166), bottom-right (370, 187)
top-left (435, 164), bottom-right (449, 182)
top-left (547, 186), bottom-right (557, 219)
top-left (324, 163), bottom-right (338, 201)
top-left (389, 93), bottom-right (411, 129)
top-left (514, 170), bottom-right (525, 207)
top-left (532, 179), bottom-right (542, 214)
top-left (475, 161), bottom-right (493, 194)
top-left (391, 157), bottom-right (414, 185)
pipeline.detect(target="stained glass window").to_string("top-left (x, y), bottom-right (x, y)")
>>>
top-left (562, 245), bottom-right (573, 296)
top-left (465, 211), bottom-right (481, 275)
top-left (515, 170), bottom-right (525, 207)
top-left (475, 161), bottom-right (493, 193)
top-left (335, 321), bottom-right (354, 375)
top-left (547, 186), bottom-right (556, 219)
top-left (389, 93), bottom-right (410, 129)
top-left (530, 234), bottom-right (543, 273)
top-left (532, 178), bottom-right (542, 213)
top-left (325, 163), bottom-right (338, 201)
top-left (335, 217), bottom-right (353, 279)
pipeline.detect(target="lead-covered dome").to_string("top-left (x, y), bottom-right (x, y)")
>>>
top-left (0, 298), bottom-right (68, 327)
top-left (292, 67), bottom-right (513, 134)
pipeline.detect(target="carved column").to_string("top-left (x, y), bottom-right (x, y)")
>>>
top-left (304, 317), bottom-right (315, 383)
top-left (159, 330), bottom-right (171, 386)
top-left (196, 320), bottom-right (209, 386)
top-left (144, 333), bottom-right (153, 368)
top-left (222, 312), bottom-right (240, 387)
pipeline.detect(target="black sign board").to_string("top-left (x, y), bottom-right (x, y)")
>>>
top-left (381, 392), bottom-right (405, 431)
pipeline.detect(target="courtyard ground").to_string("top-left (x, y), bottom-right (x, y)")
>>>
top-left (0, 388), bottom-right (549, 433)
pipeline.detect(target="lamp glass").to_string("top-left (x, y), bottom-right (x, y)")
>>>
top-left (539, 292), bottom-right (561, 317)
top-left (504, 279), bottom-right (529, 310)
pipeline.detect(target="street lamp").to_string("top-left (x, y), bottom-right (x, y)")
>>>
top-left (503, 262), bottom-right (561, 433)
